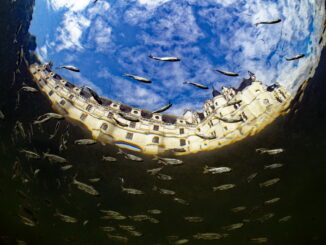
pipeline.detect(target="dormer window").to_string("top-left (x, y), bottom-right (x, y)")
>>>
top-left (60, 100), bottom-right (66, 106)
top-left (180, 139), bottom-right (186, 146)
top-left (180, 128), bottom-right (185, 135)
top-left (80, 113), bottom-right (87, 121)
top-left (86, 105), bottom-right (93, 111)
top-left (153, 125), bottom-right (159, 131)
top-left (101, 123), bottom-right (108, 131)
top-left (152, 136), bottom-right (159, 144)
top-left (126, 132), bottom-right (133, 140)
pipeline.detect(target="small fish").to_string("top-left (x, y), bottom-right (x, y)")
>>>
top-left (20, 149), bottom-right (41, 159)
top-left (129, 230), bottom-right (143, 237)
top-left (61, 165), bottom-right (73, 171)
top-left (20, 86), bottom-right (38, 92)
top-left (0, 110), bottom-right (4, 120)
top-left (264, 197), bottom-right (280, 205)
top-left (183, 81), bottom-right (208, 89)
top-left (257, 213), bottom-right (274, 223)
top-left (43, 152), bottom-right (67, 164)
top-left (153, 186), bottom-right (176, 195)
top-left (153, 102), bottom-right (173, 113)
top-left (286, 54), bottom-right (305, 61)
top-left (81, 86), bottom-right (102, 105)
top-left (49, 121), bottom-right (61, 139)
top-left (33, 169), bottom-right (40, 176)
top-left (215, 116), bottom-right (243, 123)
top-left (119, 225), bottom-right (135, 231)
top-left (213, 68), bottom-right (239, 77)
top-left (173, 197), bottom-right (190, 205)
top-left (82, 220), bottom-right (88, 226)
top-left (117, 149), bottom-right (143, 162)
top-left (195, 132), bottom-right (216, 140)
top-left (102, 155), bottom-right (117, 162)
top-left (100, 210), bottom-right (126, 220)
top-left (54, 210), bottom-right (78, 223)
top-left (113, 117), bottom-right (129, 127)
top-left (203, 166), bottom-right (232, 174)
top-left (247, 173), bottom-right (258, 183)
top-left (147, 209), bottom-right (162, 215)
top-left (231, 206), bottom-right (247, 213)
top-left (213, 184), bottom-right (236, 191)
top-left (255, 19), bottom-right (281, 26)
top-left (174, 239), bottom-right (189, 244)
top-left (73, 175), bottom-right (100, 196)
top-left (264, 163), bottom-right (283, 169)
top-left (33, 113), bottom-right (64, 125)
top-left (74, 139), bottom-right (97, 145)
top-left (148, 54), bottom-right (181, 62)
top-left (156, 173), bottom-right (173, 181)
top-left (106, 234), bottom-right (128, 243)
top-left (184, 216), bottom-right (204, 223)
top-left (120, 177), bottom-right (144, 195)
top-left (278, 215), bottom-right (292, 222)
top-left (100, 226), bottom-right (116, 232)
top-left (123, 73), bottom-right (151, 83)
top-left (146, 167), bottom-right (163, 175)
top-left (222, 223), bottom-right (244, 231)
top-left (153, 156), bottom-right (183, 166)
top-left (15, 121), bottom-right (26, 138)
top-left (193, 233), bottom-right (223, 240)
top-left (256, 148), bottom-right (284, 155)
top-left (88, 178), bottom-right (101, 183)
top-left (118, 113), bottom-right (139, 122)
top-left (259, 178), bottom-right (280, 188)
top-left (19, 215), bottom-right (36, 227)
top-left (56, 65), bottom-right (80, 72)
top-left (129, 214), bottom-right (151, 222)
top-left (250, 237), bottom-right (268, 243)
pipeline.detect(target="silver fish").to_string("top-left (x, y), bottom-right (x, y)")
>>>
top-left (56, 65), bottom-right (80, 72)
top-left (100, 210), bottom-right (126, 220)
top-left (147, 209), bottom-right (162, 215)
top-left (54, 211), bottom-right (78, 223)
top-left (21, 86), bottom-right (38, 92)
top-left (255, 19), bottom-right (281, 26)
top-left (100, 226), bottom-right (116, 232)
top-left (203, 165), bottom-right (232, 174)
top-left (184, 216), bottom-right (204, 223)
top-left (118, 149), bottom-right (143, 162)
top-left (173, 197), bottom-right (190, 205)
top-left (257, 213), bottom-right (274, 223)
top-left (33, 113), bottom-right (64, 125)
top-left (15, 121), bottom-right (26, 138)
top-left (193, 233), bottom-right (223, 240)
top-left (256, 148), bottom-right (284, 155)
top-left (148, 54), bottom-right (181, 62)
top-left (102, 155), bottom-right (117, 162)
top-left (153, 156), bottom-right (183, 166)
top-left (120, 178), bottom-right (144, 195)
top-left (153, 186), bottom-right (175, 195)
top-left (213, 184), bottom-right (236, 191)
top-left (129, 214), bottom-right (151, 222)
top-left (20, 149), bottom-right (41, 159)
top-left (146, 167), bottom-right (163, 175)
top-left (215, 116), bottom-right (243, 123)
top-left (43, 152), bottom-right (67, 164)
top-left (156, 173), bottom-right (173, 181)
top-left (213, 68), bottom-right (239, 77)
top-left (286, 54), bottom-right (305, 61)
top-left (250, 237), bottom-right (268, 243)
top-left (183, 81), bottom-right (208, 89)
top-left (278, 216), bottom-right (292, 222)
top-left (174, 239), bottom-right (189, 244)
top-left (231, 206), bottom-right (247, 213)
top-left (153, 102), bottom-right (173, 113)
top-left (0, 110), bottom-right (4, 120)
top-left (73, 176), bottom-right (100, 196)
top-left (123, 73), bottom-right (151, 83)
top-left (74, 139), bottom-right (97, 145)
top-left (82, 220), bottom-right (88, 226)
top-left (119, 225), bottom-right (135, 231)
top-left (195, 132), bottom-right (216, 140)
top-left (88, 178), bottom-right (101, 183)
top-left (222, 223), bottom-right (244, 231)
top-left (259, 178), bottom-right (280, 188)
top-left (106, 234), bottom-right (128, 243)
top-left (129, 230), bottom-right (143, 237)
top-left (19, 215), bottom-right (36, 227)
top-left (264, 163), bottom-right (283, 169)
top-left (247, 173), bottom-right (258, 183)
top-left (61, 165), bottom-right (73, 171)
top-left (264, 198), bottom-right (280, 205)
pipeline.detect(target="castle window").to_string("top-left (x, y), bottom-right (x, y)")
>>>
top-left (60, 100), bottom-right (66, 106)
top-left (107, 112), bottom-right (113, 118)
top-left (113, 104), bottom-right (118, 108)
top-left (180, 128), bottom-right (185, 135)
top-left (133, 110), bottom-right (138, 114)
top-left (55, 85), bottom-right (59, 90)
top-left (129, 122), bottom-right (136, 128)
top-left (86, 105), bottom-right (93, 111)
top-left (48, 90), bottom-right (54, 96)
top-left (255, 89), bottom-right (261, 93)
top-left (155, 116), bottom-right (160, 120)
top-left (152, 136), bottom-right (159, 144)
top-left (180, 139), bottom-right (186, 146)
top-left (153, 125), bottom-right (159, 131)
top-left (126, 132), bottom-right (133, 140)
top-left (180, 120), bottom-right (184, 123)
top-left (80, 113), bottom-right (87, 121)
top-left (69, 94), bottom-right (74, 100)
top-left (224, 126), bottom-right (228, 131)
top-left (100, 123), bottom-right (108, 131)
top-left (215, 102), bottom-right (219, 106)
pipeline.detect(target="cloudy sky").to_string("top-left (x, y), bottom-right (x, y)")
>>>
top-left (30, 0), bottom-right (325, 115)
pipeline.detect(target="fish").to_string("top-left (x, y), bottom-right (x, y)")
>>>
top-left (19, 215), bottom-right (36, 227)
top-left (56, 65), bottom-right (80, 72)
top-left (257, 213), bottom-right (274, 223)
top-left (255, 19), bottom-right (282, 26)
top-left (193, 233), bottom-right (223, 240)
top-left (250, 237), bottom-right (268, 243)
top-left (16, 240), bottom-right (27, 245)
top-left (123, 73), bottom-right (151, 83)
top-left (286, 54), bottom-right (305, 61)
top-left (74, 139), bottom-right (97, 145)
top-left (174, 239), bottom-right (189, 244)
top-left (129, 230), bottom-right (143, 237)
top-left (100, 210), bottom-right (126, 220)
top-left (153, 186), bottom-right (176, 195)
top-left (33, 169), bottom-right (40, 176)
top-left (278, 215), bottom-right (292, 222)
top-left (106, 234), bottom-right (128, 243)
top-left (146, 167), bottom-right (163, 175)
top-left (195, 132), bottom-right (216, 140)
top-left (173, 197), bottom-right (190, 205)
top-left (230, 206), bottom-right (247, 213)
top-left (13, 24), bottom-right (22, 44)
top-left (118, 113), bottom-right (139, 122)
top-left (148, 54), bottom-right (181, 62)
top-left (247, 173), bottom-right (258, 183)
top-left (54, 210), bottom-right (78, 223)
top-left (20, 86), bottom-right (38, 92)
top-left (43, 152), bottom-right (68, 164)
top-left (213, 184), bottom-right (236, 191)
top-left (256, 148), bottom-right (284, 155)
top-left (215, 116), bottom-right (243, 123)
top-left (264, 163), bottom-right (283, 169)
top-left (102, 155), bottom-right (117, 162)
top-left (119, 177), bottom-right (144, 195)
top-left (264, 197), bottom-right (280, 205)
top-left (61, 165), bottom-right (73, 171)
top-left (153, 156), bottom-right (183, 166)
top-left (100, 226), bottom-right (116, 232)
top-left (222, 223), bottom-right (244, 231)
top-left (113, 117), bottom-right (129, 127)
top-left (33, 113), bottom-right (64, 125)
top-left (213, 68), bottom-right (239, 77)
top-left (20, 149), bottom-right (41, 159)
top-left (153, 102), bottom-right (173, 113)
top-left (119, 225), bottom-right (135, 231)
top-left (156, 173), bottom-right (173, 181)
top-left (0, 110), bottom-right (4, 120)
top-left (82, 86), bottom-right (102, 105)
top-left (203, 165), bottom-right (232, 174)
top-left (88, 178), bottom-right (101, 183)
top-left (49, 121), bottom-right (61, 139)
top-left (117, 149), bottom-right (143, 162)
top-left (129, 214), bottom-right (151, 222)
top-left (15, 121), bottom-right (26, 138)
top-left (183, 81), bottom-right (208, 89)
top-left (147, 209), bottom-right (162, 215)
top-left (259, 178), bottom-right (280, 188)
top-left (72, 175), bottom-right (100, 196)
top-left (184, 216), bottom-right (204, 223)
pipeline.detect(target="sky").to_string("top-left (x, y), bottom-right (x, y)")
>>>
top-left (30, 0), bottom-right (325, 115)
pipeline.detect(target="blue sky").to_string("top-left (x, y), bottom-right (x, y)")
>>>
top-left (30, 0), bottom-right (325, 115)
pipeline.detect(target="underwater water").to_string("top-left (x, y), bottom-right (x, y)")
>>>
top-left (0, 0), bottom-right (326, 244)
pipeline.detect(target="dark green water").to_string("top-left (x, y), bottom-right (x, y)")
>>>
top-left (1, 1), bottom-right (326, 244)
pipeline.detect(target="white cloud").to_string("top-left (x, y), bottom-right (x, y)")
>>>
top-left (137, 0), bottom-right (171, 9)
top-left (46, 0), bottom-right (90, 12)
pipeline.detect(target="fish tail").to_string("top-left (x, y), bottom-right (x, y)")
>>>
top-left (122, 73), bottom-right (129, 77)
top-left (203, 165), bottom-right (209, 174)
top-left (117, 148), bottom-right (124, 155)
